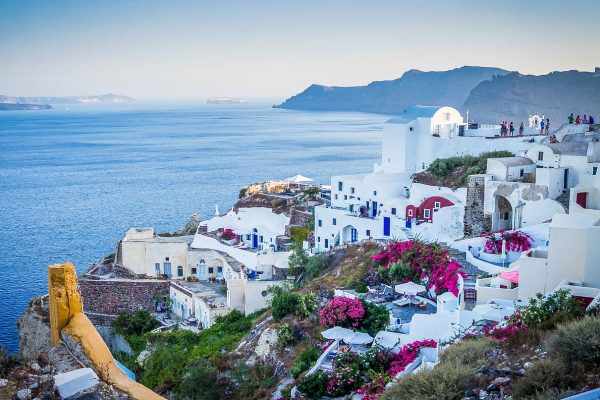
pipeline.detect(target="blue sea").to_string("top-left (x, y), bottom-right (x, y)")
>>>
top-left (0, 103), bottom-right (386, 353)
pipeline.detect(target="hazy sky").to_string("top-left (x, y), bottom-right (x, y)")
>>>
top-left (1, 0), bottom-right (599, 101)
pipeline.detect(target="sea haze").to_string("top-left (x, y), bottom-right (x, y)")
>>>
top-left (0, 103), bottom-right (386, 352)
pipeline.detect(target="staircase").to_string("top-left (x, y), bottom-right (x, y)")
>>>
top-left (555, 190), bottom-right (570, 213)
top-left (400, 227), bottom-right (415, 240)
top-left (115, 240), bottom-right (123, 266)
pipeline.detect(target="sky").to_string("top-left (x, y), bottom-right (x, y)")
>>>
top-left (1, 0), bottom-right (599, 102)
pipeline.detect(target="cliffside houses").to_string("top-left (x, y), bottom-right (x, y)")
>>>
top-left (117, 207), bottom-right (293, 328)
top-left (313, 106), bottom-right (538, 252)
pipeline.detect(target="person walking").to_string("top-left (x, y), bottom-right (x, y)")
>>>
top-left (545, 118), bottom-right (550, 135)
top-left (583, 115), bottom-right (588, 124)
top-left (576, 115), bottom-right (581, 124)
top-left (540, 118), bottom-right (545, 134)
top-left (509, 121), bottom-right (515, 136)
top-left (568, 113), bottom-right (574, 124)
top-left (519, 122), bottom-right (524, 136)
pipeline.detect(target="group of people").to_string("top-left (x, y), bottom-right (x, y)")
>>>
top-left (499, 121), bottom-right (526, 137)
top-left (568, 113), bottom-right (595, 125)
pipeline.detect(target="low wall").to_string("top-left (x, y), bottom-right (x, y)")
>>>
top-left (79, 278), bottom-right (169, 316)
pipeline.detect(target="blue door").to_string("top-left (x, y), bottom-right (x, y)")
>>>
top-left (383, 217), bottom-right (391, 236)
top-left (351, 228), bottom-right (358, 242)
top-left (163, 262), bottom-right (172, 277)
top-left (372, 201), bottom-right (378, 217)
top-left (252, 234), bottom-right (258, 248)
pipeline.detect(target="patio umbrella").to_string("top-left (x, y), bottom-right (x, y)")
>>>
top-left (321, 326), bottom-right (354, 342)
top-left (346, 332), bottom-right (374, 345)
top-left (395, 282), bottom-right (426, 295)
top-left (473, 304), bottom-right (516, 322)
top-left (284, 174), bottom-right (314, 184)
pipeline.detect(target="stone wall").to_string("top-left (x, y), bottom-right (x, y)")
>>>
top-left (78, 278), bottom-right (169, 316)
top-left (464, 175), bottom-right (492, 237)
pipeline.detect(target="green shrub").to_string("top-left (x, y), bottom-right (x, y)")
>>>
top-left (304, 254), bottom-right (330, 280)
top-left (297, 371), bottom-right (329, 400)
top-left (141, 344), bottom-right (189, 392)
top-left (230, 361), bottom-right (277, 399)
top-left (177, 359), bottom-right (222, 400)
top-left (296, 293), bottom-right (317, 319)
top-left (427, 151), bottom-right (514, 187)
top-left (0, 346), bottom-right (17, 378)
top-left (277, 323), bottom-right (297, 346)
top-left (512, 359), bottom-right (568, 399)
top-left (112, 309), bottom-right (161, 337)
top-left (239, 187), bottom-right (247, 199)
top-left (379, 362), bottom-right (472, 400)
top-left (361, 299), bottom-right (389, 336)
top-left (521, 290), bottom-right (585, 329)
top-left (290, 226), bottom-right (310, 244)
top-left (548, 315), bottom-right (600, 367)
top-left (353, 282), bottom-right (368, 293)
top-left (290, 346), bottom-right (320, 379)
top-left (270, 287), bottom-right (299, 321)
top-left (439, 337), bottom-right (494, 369)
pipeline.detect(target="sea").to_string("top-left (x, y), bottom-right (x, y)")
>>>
top-left (0, 103), bottom-right (387, 353)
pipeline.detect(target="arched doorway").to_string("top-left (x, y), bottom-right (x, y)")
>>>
top-left (252, 228), bottom-right (258, 248)
top-left (342, 225), bottom-right (358, 244)
top-left (495, 195), bottom-right (513, 231)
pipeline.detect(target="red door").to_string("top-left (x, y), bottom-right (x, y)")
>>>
top-left (576, 192), bottom-right (588, 208)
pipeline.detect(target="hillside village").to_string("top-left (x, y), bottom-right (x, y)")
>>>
top-left (6, 106), bottom-right (600, 400)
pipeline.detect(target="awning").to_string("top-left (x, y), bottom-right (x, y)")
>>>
top-left (500, 271), bottom-right (519, 284)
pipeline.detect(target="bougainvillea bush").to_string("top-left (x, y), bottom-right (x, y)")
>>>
top-left (371, 240), bottom-right (466, 296)
top-left (319, 297), bottom-right (365, 328)
top-left (221, 228), bottom-right (237, 240)
top-left (482, 230), bottom-right (532, 254)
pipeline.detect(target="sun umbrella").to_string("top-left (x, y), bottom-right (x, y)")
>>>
top-left (284, 174), bottom-right (314, 183)
top-left (321, 326), bottom-right (354, 342)
top-left (346, 332), bottom-right (374, 345)
top-left (395, 282), bottom-right (426, 295)
top-left (473, 304), bottom-right (516, 322)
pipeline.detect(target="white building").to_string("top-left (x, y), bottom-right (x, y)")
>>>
top-left (314, 106), bottom-right (538, 252)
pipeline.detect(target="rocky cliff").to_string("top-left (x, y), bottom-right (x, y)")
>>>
top-left (274, 66), bottom-right (509, 114)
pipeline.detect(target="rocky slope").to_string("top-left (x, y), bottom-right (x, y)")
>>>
top-left (274, 66), bottom-right (509, 114)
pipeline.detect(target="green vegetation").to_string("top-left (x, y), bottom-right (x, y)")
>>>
top-left (360, 299), bottom-right (389, 336)
top-left (520, 290), bottom-right (585, 329)
top-left (381, 338), bottom-right (494, 400)
top-left (548, 315), bottom-right (600, 367)
top-left (277, 323), bottom-right (297, 346)
top-left (427, 151), bottom-right (514, 187)
top-left (0, 347), bottom-right (17, 378)
top-left (290, 346), bottom-right (321, 379)
top-left (289, 226), bottom-right (310, 243)
top-left (270, 286), bottom-right (317, 321)
top-left (512, 359), bottom-right (568, 399)
top-left (297, 370), bottom-right (329, 400)
top-left (239, 187), bottom-right (247, 199)
top-left (112, 309), bottom-right (160, 352)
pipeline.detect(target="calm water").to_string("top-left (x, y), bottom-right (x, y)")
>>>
top-left (0, 103), bottom-right (386, 352)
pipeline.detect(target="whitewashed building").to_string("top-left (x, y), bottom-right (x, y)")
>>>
top-left (313, 106), bottom-right (538, 252)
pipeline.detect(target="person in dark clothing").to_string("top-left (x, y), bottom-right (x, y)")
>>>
top-left (545, 119), bottom-right (550, 135)
top-left (590, 115), bottom-right (595, 124)
top-left (568, 113), bottom-right (574, 124)
top-left (509, 121), bottom-right (515, 136)
top-left (519, 122), bottom-right (524, 136)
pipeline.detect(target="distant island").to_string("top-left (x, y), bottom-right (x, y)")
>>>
top-left (207, 97), bottom-right (247, 104)
top-left (0, 103), bottom-right (53, 110)
top-left (0, 93), bottom-right (134, 106)
top-left (275, 66), bottom-right (600, 123)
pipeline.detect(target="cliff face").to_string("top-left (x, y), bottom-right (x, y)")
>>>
top-left (17, 296), bottom-right (52, 362)
top-left (462, 69), bottom-right (600, 123)
top-left (274, 66), bottom-right (509, 114)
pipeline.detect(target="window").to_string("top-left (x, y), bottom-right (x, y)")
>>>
top-left (366, 230), bottom-right (371, 237)
top-left (594, 166), bottom-right (598, 175)
top-left (350, 187), bottom-right (355, 194)
top-left (260, 235), bottom-right (263, 242)
top-left (344, 195), bottom-right (348, 200)
top-left (246, 234), bottom-right (251, 240)
top-left (434, 201), bottom-right (441, 210)
top-left (163, 262), bottom-right (172, 277)
top-left (208, 267), bottom-right (214, 274)
top-left (409, 126), bottom-right (414, 131)
top-left (391, 207), bottom-right (396, 215)
top-left (165, 257), bottom-right (170, 261)
top-left (218, 266), bottom-right (223, 273)
top-left (177, 266), bottom-right (183, 277)
top-left (155, 263), bottom-right (160, 273)
top-left (520, 169), bottom-right (524, 178)
top-left (332, 218), bottom-right (337, 225)
top-left (408, 209), bottom-right (413, 217)
top-left (373, 191), bottom-right (377, 196)
top-left (538, 151), bottom-right (544, 161)
top-left (349, 205), bottom-right (354, 212)
top-left (338, 181), bottom-right (343, 191)
top-left (424, 209), bottom-right (431, 219)
top-left (318, 219), bottom-right (322, 227)
top-left (317, 236), bottom-right (320, 242)
top-left (334, 194), bottom-right (338, 200)
top-left (191, 267), bottom-right (197, 275)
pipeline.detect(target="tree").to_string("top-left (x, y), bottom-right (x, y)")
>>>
top-left (377, 261), bottom-right (411, 294)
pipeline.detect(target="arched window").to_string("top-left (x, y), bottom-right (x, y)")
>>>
top-left (177, 265), bottom-right (184, 277)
